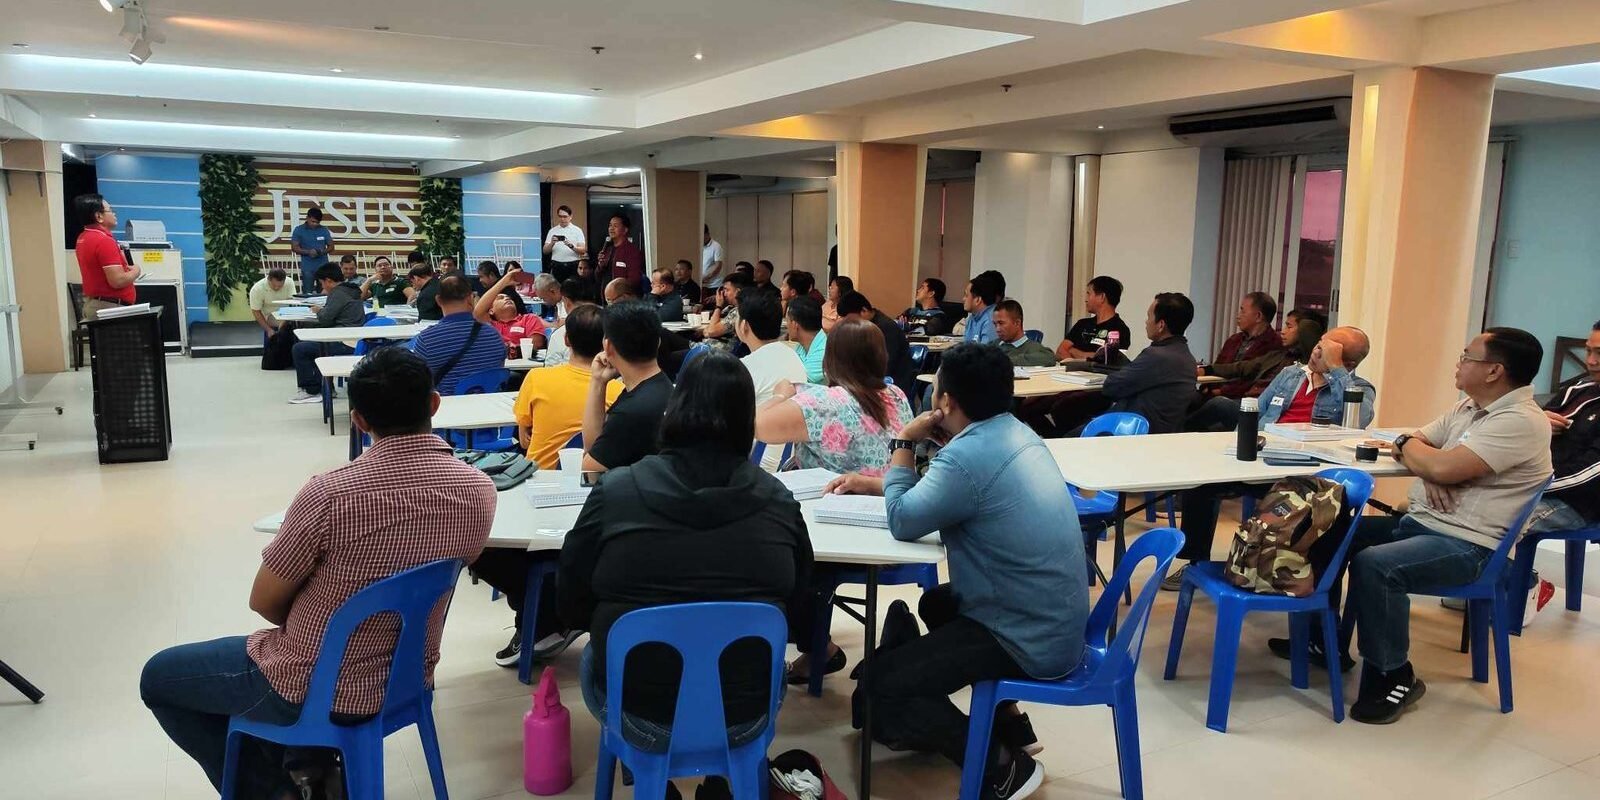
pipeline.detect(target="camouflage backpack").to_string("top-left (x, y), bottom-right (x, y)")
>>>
top-left (1224, 476), bottom-right (1346, 597)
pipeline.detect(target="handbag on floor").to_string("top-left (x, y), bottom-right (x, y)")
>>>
top-left (1223, 475), bottom-right (1345, 597)
top-left (768, 749), bottom-right (849, 800)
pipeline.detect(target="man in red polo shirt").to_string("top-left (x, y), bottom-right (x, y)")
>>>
top-left (73, 194), bottom-right (141, 320)
top-left (595, 212), bottom-right (644, 296)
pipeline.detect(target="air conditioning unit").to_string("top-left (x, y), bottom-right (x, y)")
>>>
top-left (1169, 98), bottom-right (1351, 148)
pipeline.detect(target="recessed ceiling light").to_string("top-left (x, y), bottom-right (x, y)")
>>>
top-left (88, 112), bottom-right (97, 118)
top-left (100, 0), bottom-right (133, 11)
top-left (693, 52), bottom-right (703, 61)
top-left (330, 67), bottom-right (344, 73)
top-left (452, 135), bottom-right (461, 139)
top-left (1096, 125), bottom-right (1105, 129)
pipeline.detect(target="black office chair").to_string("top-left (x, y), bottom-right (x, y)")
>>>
top-left (65, 283), bottom-right (89, 371)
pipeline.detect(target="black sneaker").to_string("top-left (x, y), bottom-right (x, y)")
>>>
top-left (1267, 636), bottom-right (1355, 673)
top-left (1349, 662), bottom-right (1426, 724)
top-left (493, 630), bottom-right (521, 668)
top-left (985, 752), bottom-right (1044, 800)
top-left (531, 629), bottom-right (583, 661)
top-left (1159, 564), bottom-right (1188, 592)
top-left (999, 711), bottom-right (1043, 757)
top-left (786, 647), bottom-right (846, 685)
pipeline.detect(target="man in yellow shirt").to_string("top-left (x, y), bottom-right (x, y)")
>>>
top-left (513, 304), bottom-right (623, 467)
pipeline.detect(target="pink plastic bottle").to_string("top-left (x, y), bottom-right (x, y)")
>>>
top-left (524, 666), bottom-right (573, 795)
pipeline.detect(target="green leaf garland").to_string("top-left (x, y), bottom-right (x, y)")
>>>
top-left (416, 176), bottom-right (464, 260)
top-left (198, 154), bottom-right (268, 310)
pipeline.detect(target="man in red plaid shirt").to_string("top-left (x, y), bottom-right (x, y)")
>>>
top-left (141, 347), bottom-right (496, 799)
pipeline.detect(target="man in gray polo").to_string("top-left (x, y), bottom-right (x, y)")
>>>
top-left (1331, 328), bottom-right (1551, 724)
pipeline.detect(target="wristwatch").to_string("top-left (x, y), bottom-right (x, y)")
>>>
top-left (1392, 433), bottom-right (1413, 460)
top-left (889, 439), bottom-right (917, 455)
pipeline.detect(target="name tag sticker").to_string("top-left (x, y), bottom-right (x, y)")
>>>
top-left (617, 261), bottom-right (627, 267)
top-left (1090, 337), bottom-right (1106, 347)
top-left (511, 326), bottom-right (524, 334)
top-left (1271, 396), bottom-right (1286, 407)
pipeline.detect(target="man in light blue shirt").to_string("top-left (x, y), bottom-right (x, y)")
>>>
top-left (786, 295), bottom-right (828, 383)
top-left (290, 207), bottom-right (335, 290)
top-left (961, 272), bottom-right (1001, 344)
top-left (823, 342), bottom-right (1085, 800)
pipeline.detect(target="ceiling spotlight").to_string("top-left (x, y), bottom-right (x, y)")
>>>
top-left (88, 112), bottom-right (97, 117)
top-left (128, 36), bottom-right (152, 64)
top-left (330, 67), bottom-right (344, 73)
top-left (693, 52), bottom-right (703, 60)
top-left (1096, 125), bottom-right (1105, 129)
top-left (119, 8), bottom-right (143, 41)
top-left (99, 0), bottom-right (134, 11)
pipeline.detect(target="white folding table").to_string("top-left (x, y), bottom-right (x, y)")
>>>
top-left (252, 489), bottom-right (942, 797)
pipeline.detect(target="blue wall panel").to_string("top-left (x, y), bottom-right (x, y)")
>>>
top-left (96, 153), bottom-right (201, 183)
top-left (96, 154), bottom-right (208, 321)
top-left (461, 171), bottom-right (542, 272)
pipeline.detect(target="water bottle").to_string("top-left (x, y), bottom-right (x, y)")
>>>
top-left (1102, 330), bottom-right (1120, 363)
top-left (1341, 388), bottom-right (1364, 429)
top-left (523, 666), bottom-right (573, 795)
top-left (1236, 397), bottom-right (1259, 461)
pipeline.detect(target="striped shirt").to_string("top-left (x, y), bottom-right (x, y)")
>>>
top-left (409, 311), bottom-right (509, 394)
top-left (246, 434), bottom-right (496, 716)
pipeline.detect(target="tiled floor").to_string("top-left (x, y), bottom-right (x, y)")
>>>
top-left (2, 357), bottom-right (1599, 799)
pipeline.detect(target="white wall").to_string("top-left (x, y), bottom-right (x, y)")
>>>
top-left (0, 177), bottom-right (16, 397)
top-left (1093, 146), bottom-right (1224, 353)
top-left (968, 152), bottom-right (1073, 344)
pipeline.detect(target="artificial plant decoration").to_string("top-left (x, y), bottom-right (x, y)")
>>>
top-left (198, 154), bottom-right (268, 310)
top-left (416, 176), bottom-right (464, 260)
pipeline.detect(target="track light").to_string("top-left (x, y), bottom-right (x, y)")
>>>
top-left (119, 8), bottom-right (142, 40)
top-left (99, 0), bottom-right (134, 11)
top-left (128, 36), bottom-right (152, 64)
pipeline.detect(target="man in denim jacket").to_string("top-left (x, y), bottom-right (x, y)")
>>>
top-left (1162, 326), bottom-right (1374, 590)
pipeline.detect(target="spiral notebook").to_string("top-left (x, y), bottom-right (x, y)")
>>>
top-left (774, 468), bottom-right (840, 500)
top-left (813, 493), bottom-right (890, 529)
top-left (525, 482), bottom-right (592, 508)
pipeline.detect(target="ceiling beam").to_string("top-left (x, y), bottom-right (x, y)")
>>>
top-left (1420, 0), bottom-right (1600, 73)
top-left (46, 117), bottom-right (479, 161)
top-left (0, 94), bottom-right (44, 140)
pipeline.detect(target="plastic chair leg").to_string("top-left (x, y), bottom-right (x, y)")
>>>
top-left (628, 756), bottom-right (671, 800)
top-left (1491, 590), bottom-right (1514, 713)
top-left (726, 755), bottom-right (769, 800)
top-left (219, 730), bottom-right (245, 800)
top-left (1111, 683), bottom-right (1144, 800)
top-left (517, 559), bottom-right (560, 685)
top-left (594, 744), bottom-right (617, 800)
top-left (416, 701), bottom-right (451, 800)
top-left (1161, 581), bottom-right (1195, 680)
top-left (1241, 495), bottom-right (1257, 520)
top-left (1468, 599), bottom-right (1491, 683)
top-left (1320, 607), bottom-right (1346, 723)
top-left (1205, 601), bottom-right (1246, 733)
top-left (1288, 613), bottom-right (1311, 690)
top-left (341, 734), bottom-right (385, 800)
top-left (1569, 540), bottom-right (1587, 612)
top-left (957, 681), bottom-right (998, 800)
top-left (1509, 538), bottom-right (1539, 635)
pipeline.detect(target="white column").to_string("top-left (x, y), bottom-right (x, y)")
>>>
top-left (969, 152), bottom-right (1074, 344)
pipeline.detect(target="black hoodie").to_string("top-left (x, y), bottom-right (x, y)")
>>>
top-left (1546, 377), bottom-right (1600, 521)
top-left (558, 447), bottom-right (813, 726)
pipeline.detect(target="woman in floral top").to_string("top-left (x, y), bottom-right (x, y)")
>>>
top-left (755, 318), bottom-right (912, 475)
top-left (755, 318), bottom-right (915, 685)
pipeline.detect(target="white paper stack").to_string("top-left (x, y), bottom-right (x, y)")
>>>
top-left (1053, 372), bottom-right (1107, 386)
top-left (1225, 442), bottom-right (1353, 465)
top-left (813, 493), bottom-right (890, 528)
top-left (774, 468), bottom-right (840, 500)
top-left (1013, 366), bottom-right (1058, 378)
top-left (1264, 423), bottom-right (1366, 442)
top-left (92, 302), bottom-right (153, 320)
top-left (525, 481), bottom-right (592, 508)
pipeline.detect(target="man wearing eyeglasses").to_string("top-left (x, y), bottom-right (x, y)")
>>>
top-left (1286, 328), bottom-right (1551, 725)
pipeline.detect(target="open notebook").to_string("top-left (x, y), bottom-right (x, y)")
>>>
top-left (813, 493), bottom-right (890, 529)
top-left (773, 468), bottom-right (840, 501)
top-left (525, 481), bottom-right (592, 508)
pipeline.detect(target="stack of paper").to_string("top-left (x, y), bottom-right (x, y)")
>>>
top-left (1265, 423), bottom-right (1366, 442)
top-left (813, 493), bottom-right (890, 528)
top-left (1013, 366), bottom-right (1058, 378)
top-left (1225, 442), bottom-right (1353, 465)
top-left (525, 482), bottom-right (592, 508)
top-left (1053, 372), bottom-right (1107, 386)
top-left (774, 468), bottom-right (840, 500)
top-left (93, 303), bottom-right (153, 319)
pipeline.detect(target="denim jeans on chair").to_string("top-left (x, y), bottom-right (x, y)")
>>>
top-left (292, 341), bottom-right (354, 394)
top-left (578, 644), bottom-right (775, 755)
top-left (1346, 515), bottom-right (1493, 672)
top-left (140, 636), bottom-right (306, 799)
top-left (1526, 497), bottom-right (1590, 534)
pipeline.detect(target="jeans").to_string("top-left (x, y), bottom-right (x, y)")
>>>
top-left (291, 341), bottom-right (353, 393)
top-left (140, 636), bottom-right (306, 799)
top-left (301, 265), bottom-right (320, 292)
top-left (577, 644), bottom-right (775, 755)
top-left (1185, 395), bottom-right (1241, 433)
top-left (1346, 515), bottom-right (1492, 672)
top-left (1527, 497), bottom-right (1590, 534)
top-left (864, 585), bottom-right (1029, 773)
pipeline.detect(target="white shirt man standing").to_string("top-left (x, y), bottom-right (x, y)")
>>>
top-left (701, 224), bottom-right (725, 294)
top-left (543, 205), bottom-right (587, 284)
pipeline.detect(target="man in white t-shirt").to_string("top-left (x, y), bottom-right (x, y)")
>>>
top-left (543, 205), bottom-right (587, 284)
top-left (701, 224), bottom-right (725, 294)
top-left (248, 268), bottom-right (297, 337)
top-left (737, 293), bottom-right (806, 405)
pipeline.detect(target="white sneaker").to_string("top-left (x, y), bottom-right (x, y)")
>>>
top-left (1523, 577), bottom-right (1556, 628)
top-left (288, 390), bottom-right (322, 404)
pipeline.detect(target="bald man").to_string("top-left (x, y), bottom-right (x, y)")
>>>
top-left (602, 277), bottom-right (637, 306)
top-left (1163, 326), bottom-right (1377, 588)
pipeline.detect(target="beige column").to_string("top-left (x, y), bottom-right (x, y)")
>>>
top-left (1337, 67), bottom-right (1494, 428)
top-left (641, 166), bottom-right (704, 281)
top-left (2, 140), bottom-right (70, 374)
top-left (835, 142), bottom-right (925, 310)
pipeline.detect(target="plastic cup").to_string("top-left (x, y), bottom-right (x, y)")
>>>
top-left (558, 447), bottom-right (584, 479)
top-left (519, 338), bottom-right (534, 360)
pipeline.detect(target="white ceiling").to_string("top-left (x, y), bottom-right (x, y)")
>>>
top-left (0, 0), bottom-right (893, 95)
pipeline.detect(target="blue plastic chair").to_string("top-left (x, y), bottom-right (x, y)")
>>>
top-left (804, 562), bottom-right (940, 696)
top-left (748, 441), bottom-right (793, 469)
top-left (1024, 329), bottom-right (1043, 343)
top-left (1510, 523), bottom-right (1600, 633)
top-left (958, 528), bottom-right (1184, 800)
top-left (1162, 468), bottom-right (1375, 732)
top-left (680, 342), bottom-right (712, 371)
top-left (221, 559), bottom-right (465, 800)
top-left (352, 316), bottom-right (399, 356)
top-left (1071, 413), bottom-right (1151, 591)
top-left (443, 368), bottom-right (516, 451)
top-left (596, 603), bottom-right (787, 800)
top-left (512, 429), bottom-right (586, 683)
top-left (564, 431), bottom-right (583, 450)
top-left (1410, 478), bottom-right (1550, 713)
